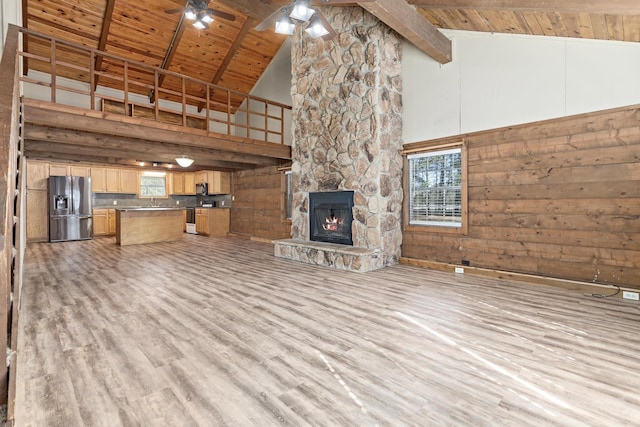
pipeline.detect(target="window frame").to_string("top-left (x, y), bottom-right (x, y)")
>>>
top-left (139, 172), bottom-right (168, 199)
top-left (281, 168), bottom-right (293, 222)
top-left (402, 139), bottom-right (468, 235)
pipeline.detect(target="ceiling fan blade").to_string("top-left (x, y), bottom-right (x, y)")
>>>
top-left (164, 8), bottom-right (185, 14)
top-left (254, 6), bottom-right (287, 32)
top-left (207, 8), bottom-right (236, 22)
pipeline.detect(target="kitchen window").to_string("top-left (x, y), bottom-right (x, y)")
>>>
top-left (140, 172), bottom-right (167, 198)
top-left (404, 140), bottom-right (467, 233)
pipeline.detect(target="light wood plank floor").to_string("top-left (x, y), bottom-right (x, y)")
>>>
top-left (15, 235), bottom-right (640, 426)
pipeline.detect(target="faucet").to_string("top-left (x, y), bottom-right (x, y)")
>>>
top-left (150, 197), bottom-right (157, 207)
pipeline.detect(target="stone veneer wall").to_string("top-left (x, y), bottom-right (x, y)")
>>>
top-left (288, 6), bottom-right (403, 268)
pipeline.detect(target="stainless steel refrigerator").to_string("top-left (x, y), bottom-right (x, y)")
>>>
top-left (49, 176), bottom-right (93, 242)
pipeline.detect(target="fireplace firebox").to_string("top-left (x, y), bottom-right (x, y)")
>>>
top-left (309, 191), bottom-right (354, 246)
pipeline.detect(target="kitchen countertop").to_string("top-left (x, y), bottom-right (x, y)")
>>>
top-left (115, 207), bottom-right (185, 211)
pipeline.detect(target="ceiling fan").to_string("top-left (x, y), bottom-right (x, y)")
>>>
top-left (255, 0), bottom-right (364, 40)
top-left (165, 0), bottom-right (236, 30)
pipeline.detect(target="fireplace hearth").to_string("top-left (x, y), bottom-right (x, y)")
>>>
top-left (309, 191), bottom-right (354, 246)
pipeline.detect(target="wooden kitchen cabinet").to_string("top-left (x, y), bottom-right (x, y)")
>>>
top-left (93, 208), bottom-right (116, 236)
top-left (70, 165), bottom-right (91, 177)
top-left (169, 172), bottom-right (184, 194)
top-left (184, 172), bottom-right (196, 194)
top-left (120, 169), bottom-right (138, 194)
top-left (49, 164), bottom-right (70, 176)
top-left (195, 208), bottom-right (229, 236)
top-left (26, 189), bottom-right (48, 242)
top-left (26, 160), bottom-right (49, 190)
top-left (106, 169), bottom-right (120, 192)
top-left (93, 209), bottom-right (109, 236)
top-left (91, 168), bottom-right (107, 192)
top-left (209, 171), bottom-right (230, 194)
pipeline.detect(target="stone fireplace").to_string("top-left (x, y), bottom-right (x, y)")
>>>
top-left (274, 7), bottom-right (403, 272)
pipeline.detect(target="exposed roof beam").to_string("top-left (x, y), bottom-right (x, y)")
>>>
top-left (94, 0), bottom-right (116, 90)
top-left (150, 14), bottom-right (188, 103)
top-left (407, 0), bottom-right (640, 14)
top-left (197, 18), bottom-right (254, 112)
top-left (359, 0), bottom-right (452, 63)
top-left (21, 0), bottom-right (28, 75)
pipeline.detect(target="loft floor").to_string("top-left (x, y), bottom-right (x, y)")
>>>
top-left (15, 236), bottom-right (640, 425)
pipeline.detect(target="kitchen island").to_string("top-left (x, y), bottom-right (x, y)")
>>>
top-left (115, 207), bottom-right (184, 246)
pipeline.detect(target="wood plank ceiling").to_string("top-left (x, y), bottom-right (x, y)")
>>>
top-left (19, 0), bottom-right (640, 171)
top-left (22, 1), bottom-right (640, 102)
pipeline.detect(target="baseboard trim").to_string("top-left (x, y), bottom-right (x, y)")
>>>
top-left (400, 257), bottom-right (638, 301)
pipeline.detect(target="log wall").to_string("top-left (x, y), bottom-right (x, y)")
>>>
top-left (402, 104), bottom-right (640, 289)
top-left (230, 166), bottom-right (291, 241)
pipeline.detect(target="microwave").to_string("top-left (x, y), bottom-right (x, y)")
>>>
top-left (196, 182), bottom-right (208, 196)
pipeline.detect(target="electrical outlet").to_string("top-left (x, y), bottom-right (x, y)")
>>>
top-left (176, 200), bottom-right (180, 205)
top-left (113, 200), bottom-right (117, 205)
top-left (221, 201), bottom-right (224, 206)
top-left (454, 267), bottom-right (464, 274)
top-left (622, 291), bottom-right (639, 301)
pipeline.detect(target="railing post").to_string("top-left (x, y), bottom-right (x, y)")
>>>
top-left (50, 39), bottom-right (56, 103)
top-left (154, 70), bottom-right (159, 121)
top-left (90, 51), bottom-right (95, 110)
top-left (206, 85), bottom-right (210, 132)
top-left (123, 61), bottom-right (129, 116)
top-left (264, 101), bottom-right (268, 143)
top-left (227, 91), bottom-right (231, 136)
top-left (280, 105), bottom-right (285, 145)
top-left (182, 77), bottom-right (186, 127)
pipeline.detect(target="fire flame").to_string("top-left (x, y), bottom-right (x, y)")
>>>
top-left (322, 215), bottom-right (344, 231)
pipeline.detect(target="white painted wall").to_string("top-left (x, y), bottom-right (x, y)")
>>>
top-left (0, 0), bottom-right (21, 57)
top-left (402, 30), bottom-right (640, 143)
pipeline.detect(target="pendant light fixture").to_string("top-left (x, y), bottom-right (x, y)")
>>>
top-left (175, 156), bottom-right (195, 168)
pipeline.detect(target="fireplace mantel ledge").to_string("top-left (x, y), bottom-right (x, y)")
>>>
top-left (274, 239), bottom-right (384, 272)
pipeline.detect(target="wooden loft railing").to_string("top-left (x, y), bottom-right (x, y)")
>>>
top-left (0, 24), bottom-right (26, 419)
top-left (17, 26), bottom-right (292, 145)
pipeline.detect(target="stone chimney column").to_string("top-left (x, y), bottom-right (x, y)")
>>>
top-left (289, 6), bottom-right (403, 267)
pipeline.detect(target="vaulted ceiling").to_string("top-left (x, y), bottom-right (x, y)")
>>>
top-left (22, 0), bottom-right (640, 105)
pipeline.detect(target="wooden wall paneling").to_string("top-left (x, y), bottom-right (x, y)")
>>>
top-left (622, 15), bottom-right (640, 41)
top-left (402, 103), bottom-right (640, 288)
top-left (230, 166), bottom-right (291, 241)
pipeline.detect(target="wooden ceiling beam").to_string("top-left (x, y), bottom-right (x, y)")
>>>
top-left (23, 126), bottom-right (281, 166)
top-left (150, 14), bottom-right (188, 103)
top-left (197, 18), bottom-right (254, 112)
top-left (24, 142), bottom-right (250, 171)
top-left (407, 0), bottom-right (640, 14)
top-left (94, 0), bottom-right (116, 90)
top-left (22, 103), bottom-right (291, 160)
top-left (358, 0), bottom-right (452, 63)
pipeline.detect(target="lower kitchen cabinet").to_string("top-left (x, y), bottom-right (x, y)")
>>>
top-left (93, 209), bottom-right (116, 236)
top-left (195, 208), bottom-right (229, 236)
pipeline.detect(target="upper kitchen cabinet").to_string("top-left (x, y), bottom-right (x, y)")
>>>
top-left (120, 170), bottom-right (138, 194)
top-left (168, 172), bottom-right (196, 195)
top-left (184, 172), bottom-right (196, 195)
top-left (91, 167), bottom-right (107, 192)
top-left (26, 160), bottom-right (49, 190)
top-left (49, 164), bottom-right (69, 177)
top-left (197, 171), bottom-right (231, 194)
top-left (92, 167), bottom-right (138, 194)
top-left (70, 166), bottom-right (91, 177)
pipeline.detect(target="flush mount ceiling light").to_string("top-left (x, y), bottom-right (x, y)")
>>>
top-left (256, 0), bottom-right (357, 40)
top-left (165, 1), bottom-right (236, 30)
top-left (175, 156), bottom-right (195, 168)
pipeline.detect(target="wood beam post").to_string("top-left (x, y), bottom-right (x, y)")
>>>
top-left (94, 0), bottom-right (116, 90)
top-left (359, 0), bottom-right (452, 63)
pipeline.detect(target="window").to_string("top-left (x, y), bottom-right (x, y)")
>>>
top-left (283, 169), bottom-right (293, 220)
top-left (408, 148), bottom-right (462, 227)
top-left (140, 172), bottom-right (167, 197)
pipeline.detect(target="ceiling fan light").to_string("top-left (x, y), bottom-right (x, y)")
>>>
top-left (201, 12), bottom-right (214, 24)
top-left (184, 7), bottom-right (197, 20)
top-left (175, 156), bottom-right (194, 167)
top-left (193, 20), bottom-right (206, 30)
top-left (290, 1), bottom-right (315, 22)
top-left (305, 15), bottom-right (329, 38)
top-left (275, 14), bottom-right (295, 35)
